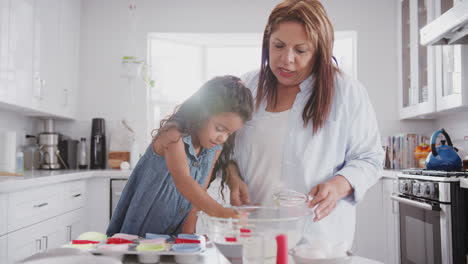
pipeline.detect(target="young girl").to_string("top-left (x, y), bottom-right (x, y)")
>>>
top-left (106, 75), bottom-right (254, 237)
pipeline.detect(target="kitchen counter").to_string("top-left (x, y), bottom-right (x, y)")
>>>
top-left (0, 169), bottom-right (398, 193)
top-left (0, 169), bottom-right (131, 193)
top-left (382, 169), bottom-right (400, 179)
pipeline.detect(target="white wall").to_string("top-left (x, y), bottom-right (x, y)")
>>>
top-left (0, 109), bottom-right (38, 148)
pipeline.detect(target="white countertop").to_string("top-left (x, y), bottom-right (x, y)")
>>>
top-left (0, 169), bottom-right (132, 193)
top-left (0, 169), bottom-right (398, 193)
top-left (382, 169), bottom-right (399, 179)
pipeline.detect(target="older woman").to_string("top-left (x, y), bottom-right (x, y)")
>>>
top-left (227, 0), bottom-right (384, 247)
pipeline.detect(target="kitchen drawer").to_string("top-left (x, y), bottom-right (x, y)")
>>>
top-left (7, 217), bottom-right (63, 264)
top-left (63, 180), bottom-right (86, 212)
top-left (0, 194), bottom-right (7, 236)
top-left (8, 185), bottom-right (61, 232)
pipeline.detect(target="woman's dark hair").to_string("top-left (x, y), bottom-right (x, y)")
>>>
top-left (258, 0), bottom-right (339, 134)
top-left (154, 75), bottom-right (254, 197)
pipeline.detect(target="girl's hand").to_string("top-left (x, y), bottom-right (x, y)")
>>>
top-left (213, 207), bottom-right (241, 219)
top-left (308, 175), bottom-right (353, 222)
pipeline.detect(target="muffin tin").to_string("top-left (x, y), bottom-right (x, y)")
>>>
top-left (63, 233), bottom-right (206, 264)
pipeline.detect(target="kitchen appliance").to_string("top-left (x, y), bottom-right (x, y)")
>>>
top-left (425, 128), bottom-right (462, 171)
top-left (59, 139), bottom-right (79, 169)
top-left (198, 205), bottom-right (313, 263)
top-left (392, 169), bottom-right (468, 264)
top-left (38, 119), bottom-right (66, 170)
top-left (23, 135), bottom-right (43, 170)
top-left (90, 118), bottom-right (106, 169)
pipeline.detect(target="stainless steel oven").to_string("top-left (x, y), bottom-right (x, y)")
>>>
top-left (392, 170), bottom-right (468, 264)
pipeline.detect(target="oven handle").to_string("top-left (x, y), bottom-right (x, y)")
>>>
top-left (390, 195), bottom-right (440, 211)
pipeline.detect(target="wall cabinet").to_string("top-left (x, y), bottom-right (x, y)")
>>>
top-left (397, 0), bottom-right (437, 119)
top-left (398, 0), bottom-right (468, 118)
top-left (0, 0), bottom-right (80, 119)
top-left (0, 0), bottom-right (10, 102)
top-left (434, 0), bottom-right (468, 112)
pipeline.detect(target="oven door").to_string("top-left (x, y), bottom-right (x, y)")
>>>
top-left (391, 195), bottom-right (452, 264)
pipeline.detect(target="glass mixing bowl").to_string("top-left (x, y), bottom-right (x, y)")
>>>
top-left (198, 205), bottom-right (314, 263)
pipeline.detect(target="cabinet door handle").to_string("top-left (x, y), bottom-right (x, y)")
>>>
top-left (33, 202), bottom-right (48, 208)
top-left (42, 236), bottom-right (48, 250)
top-left (72, 193), bottom-right (82, 198)
top-left (35, 239), bottom-right (42, 252)
top-left (39, 79), bottom-right (45, 100)
top-left (66, 225), bottom-right (72, 242)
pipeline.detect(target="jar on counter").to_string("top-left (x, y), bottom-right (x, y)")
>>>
top-left (414, 143), bottom-right (431, 168)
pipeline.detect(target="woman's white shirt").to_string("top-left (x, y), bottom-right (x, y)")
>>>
top-left (234, 70), bottom-right (385, 247)
top-left (237, 109), bottom-right (291, 206)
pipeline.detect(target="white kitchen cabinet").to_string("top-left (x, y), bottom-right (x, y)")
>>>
top-left (0, 194), bottom-right (7, 236)
top-left (353, 180), bottom-right (386, 262)
top-left (0, 235), bottom-right (7, 263)
top-left (0, 0), bottom-right (9, 102)
top-left (60, 208), bottom-right (85, 243)
top-left (85, 178), bottom-right (111, 233)
top-left (6, 0), bottom-right (35, 107)
top-left (382, 178), bottom-right (400, 264)
top-left (0, 0), bottom-right (80, 119)
top-left (434, 0), bottom-right (468, 112)
top-left (58, 0), bottom-right (81, 118)
top-left (63, 180), bottom-right (86, 212)
top-left (7, 216), bottom-right (64, 264)
top-left (397, 0), bottom-right (437, 119)
top-left (8, 184), bottom-right (62, 233)
top-left (33, 0), bottom-right (61, 115)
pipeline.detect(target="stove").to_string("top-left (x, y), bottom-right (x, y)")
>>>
top-left (393, 169), bottom-right (468, 264)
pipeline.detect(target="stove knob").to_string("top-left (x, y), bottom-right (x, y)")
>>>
top-left (412, 182), bottom-right (421, 196)
top-left (424, 183), bottom-right (435, 198)
top-left (402, 181), bottom-right (410, 193)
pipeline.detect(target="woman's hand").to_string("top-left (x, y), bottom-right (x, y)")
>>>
top-left (226, 162), bottom-right (250, 206)
top-left (308, 175), bottom-right (353, 222)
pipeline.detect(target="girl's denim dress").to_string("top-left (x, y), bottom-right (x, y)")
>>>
top-left (106, 135), bottom-right (222, 237)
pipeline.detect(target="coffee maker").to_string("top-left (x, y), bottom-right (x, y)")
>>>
top-left (39, 119), bottom-right (65, 169)
top-left (90, 118), bottom-right (106, 169)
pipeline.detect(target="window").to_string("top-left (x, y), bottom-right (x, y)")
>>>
top-left (148, 31), bottom-right (357, 129)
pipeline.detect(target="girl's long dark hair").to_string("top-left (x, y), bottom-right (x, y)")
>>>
top-left (154, 75), bottom-right (253, 197)
top-left (259, 0), bottom-right (339, 134)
